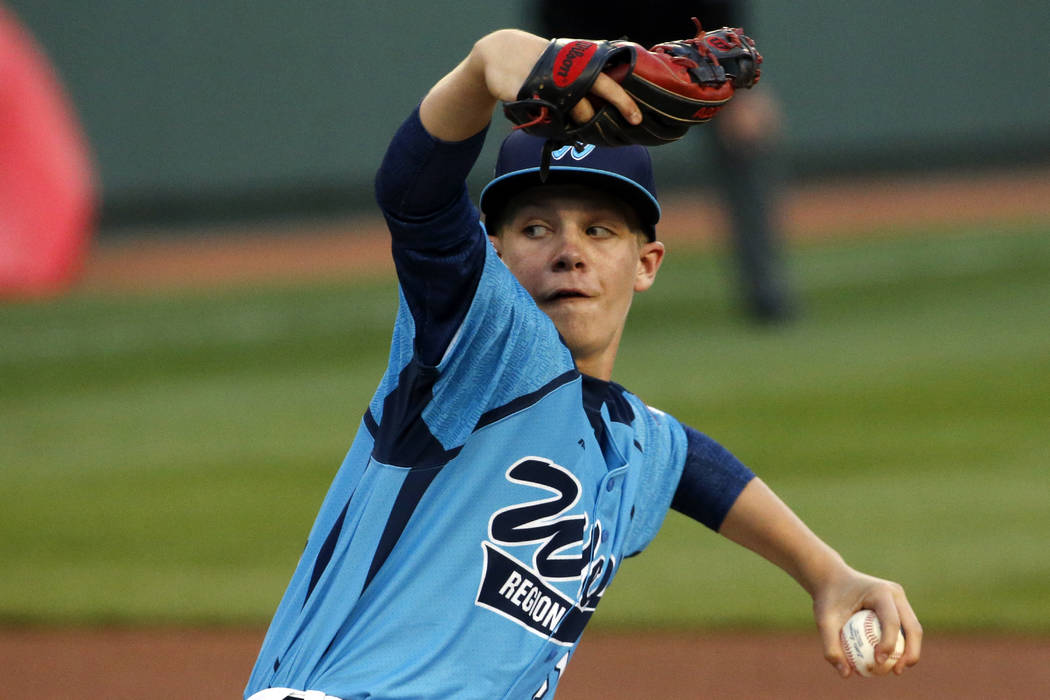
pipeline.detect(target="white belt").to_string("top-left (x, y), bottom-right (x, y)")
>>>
top-left (246, 689), bottom-right (342, 700)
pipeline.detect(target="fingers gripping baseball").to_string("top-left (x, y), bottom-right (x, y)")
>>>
top-left (886, 586), bottom-right (923, 673)
top-left (854, 580), bottom-right (922, 675)
top-left (813, 570), bottom-right (923, 678)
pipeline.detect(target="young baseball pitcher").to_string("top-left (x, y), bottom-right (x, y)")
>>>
top-left (245, 25), bottom-right (921, 700)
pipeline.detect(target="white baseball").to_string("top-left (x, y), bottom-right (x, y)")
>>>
top-left (839, 609), bottom-right (905, 677)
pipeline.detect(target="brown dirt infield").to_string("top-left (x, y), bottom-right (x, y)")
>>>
top-left (2, 626), bottom-right (1048, 698)
top-left (6, 167), bottom-right (1049, 698)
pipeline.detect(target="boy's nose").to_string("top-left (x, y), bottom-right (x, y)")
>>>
top-left (551, 228), bottom-right (586, 271)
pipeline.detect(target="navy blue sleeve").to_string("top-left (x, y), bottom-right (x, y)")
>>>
top-left (374, 107), bottom-right (491, 366)
top-left (671, 425), bottom-right (755, 531)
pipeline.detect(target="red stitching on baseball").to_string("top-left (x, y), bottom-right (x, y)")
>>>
top-left (863, 612), bottom-right (880, 647)
top-left (840, 629), bottom-right (858, 666)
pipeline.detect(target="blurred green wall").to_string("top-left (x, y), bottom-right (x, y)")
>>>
top-left (8, 1), bottom-right (1049, 229)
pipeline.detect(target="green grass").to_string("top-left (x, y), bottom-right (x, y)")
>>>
top-left (2, 222), bottom-right (1048, 632)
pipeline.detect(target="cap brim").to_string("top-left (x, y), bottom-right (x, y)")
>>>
top-left (480, 166), bottom-right (661, 239)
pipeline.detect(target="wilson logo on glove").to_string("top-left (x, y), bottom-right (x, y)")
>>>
top-left (553, 41), bottom-right (598, 87)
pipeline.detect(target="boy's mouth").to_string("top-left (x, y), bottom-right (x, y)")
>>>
top-left (547, 288), bottom-right (590, 301)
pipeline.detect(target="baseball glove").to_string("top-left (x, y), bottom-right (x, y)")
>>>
top-left (503, 19), bottom-right (761, 150)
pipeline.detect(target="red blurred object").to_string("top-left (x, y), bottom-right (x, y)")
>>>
top-left (0, 3), bottom-right (97, 298)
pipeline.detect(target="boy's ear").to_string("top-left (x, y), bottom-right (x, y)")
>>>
top-left (634, 241), bottom-right (665, 293)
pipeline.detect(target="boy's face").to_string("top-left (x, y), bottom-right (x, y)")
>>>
top-left (490, 184), bottom-right (664, 379)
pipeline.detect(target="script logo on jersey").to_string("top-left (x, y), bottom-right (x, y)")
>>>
top-left (475, 457), bottom-right (613, 645)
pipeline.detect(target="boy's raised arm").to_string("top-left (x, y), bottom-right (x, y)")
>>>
top-left (418, 29), bottom-right (640, 143)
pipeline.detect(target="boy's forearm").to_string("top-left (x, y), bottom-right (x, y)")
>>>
top-left (420, 30), bottom-right (548, 143)
top-left (717, 477), bottom-right (847, 597)
top-left (419, 52), bottom-right (496, 142)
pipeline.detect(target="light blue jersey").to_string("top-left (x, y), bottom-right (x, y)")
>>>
top-left (246, 241), bottom-right (688, 699)
top-left (246, 109), bottom-right (752, 699)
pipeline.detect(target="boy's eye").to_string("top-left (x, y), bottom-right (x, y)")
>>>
top-left (587, 226), bottom-right (614, 238)
top-left (522, 224), bottom-right (549, 238)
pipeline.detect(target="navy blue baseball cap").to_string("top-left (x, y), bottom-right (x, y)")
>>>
top-left (479, 131), bottom-right (661, 240)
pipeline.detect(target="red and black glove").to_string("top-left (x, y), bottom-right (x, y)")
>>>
top-left (503, 19), bottom-right (761, 148)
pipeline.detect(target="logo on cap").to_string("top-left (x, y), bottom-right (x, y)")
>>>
top-left (550, 144), bottom-right (596, 161)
